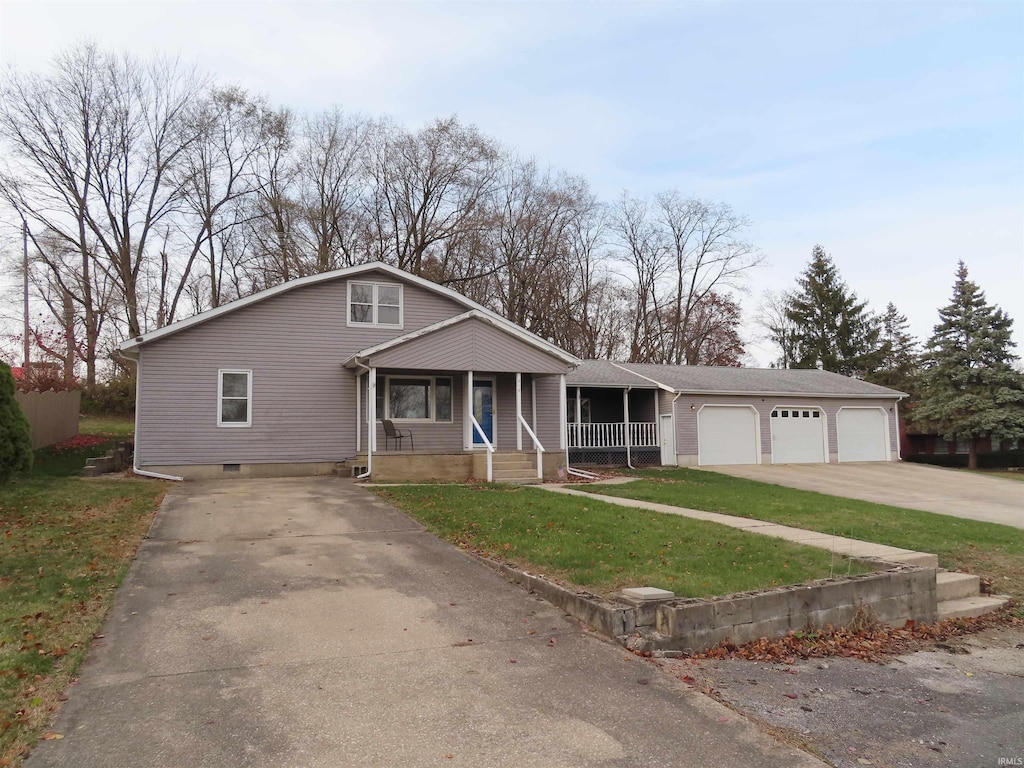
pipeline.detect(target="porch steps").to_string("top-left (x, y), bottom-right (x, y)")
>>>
top-left (490, 452), bottom-right (543, 485)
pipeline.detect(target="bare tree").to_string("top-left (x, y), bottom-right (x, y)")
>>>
top-left (171, 86), bottom-right (265, 319)
top-left (294, 109), bottom-right (371, 273)
top-left (757, 289), bottom-right (799, 368)
top-left (365, 116), bottom-right (500, 275)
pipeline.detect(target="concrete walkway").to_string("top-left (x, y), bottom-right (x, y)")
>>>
top-left (539, 484), bottom-right (938, 568)
top-left (28, 478), bottom-right (824, 768)
top-left (704, 462), bottom-right (1024, 530)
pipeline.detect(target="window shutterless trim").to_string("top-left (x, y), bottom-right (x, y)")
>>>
top-left (379, 375), bottom-right (453, 423)
top-left (217, 369), bottom-right (252, 427)
top-left (347, 280), bottom-right (404, 329)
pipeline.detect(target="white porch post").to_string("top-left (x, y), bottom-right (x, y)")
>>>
top-left (574, 385), bottom-right (582, 450)
top-left (531, 375), bottom-right (538, 436)
top-left (368, 368), bottom-right (376, 454)
top-left (465, 370), bottom-right (474, 449)
top-left (623, 387), bottom-right (631, 467)
top-left (356, 371), bottom-right (362, 452)
top-left (559, 374), bottom-right (567, 451)
top-left (515, 372), bottom-right (522, 451)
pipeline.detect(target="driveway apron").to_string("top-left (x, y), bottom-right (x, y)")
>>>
top-left (27, 477), bottom-right (824, 768)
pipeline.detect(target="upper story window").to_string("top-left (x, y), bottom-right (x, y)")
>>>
top-left (218, 370), bottom-right (252, 427)
top-left (348, 281), bottom-right (403, 328)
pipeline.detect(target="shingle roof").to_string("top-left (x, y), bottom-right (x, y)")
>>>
top-left (565, 360), bottom-right (662, 388)
top-left (567, 360), bottom-right (906, 398)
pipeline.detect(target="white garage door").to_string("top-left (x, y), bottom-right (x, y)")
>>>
top-left (771, 407), bottom-right (827, 464)
top-left (837, 408), bottom-right (889, 462)
top-left (698, 406), bottom-right (759, 465)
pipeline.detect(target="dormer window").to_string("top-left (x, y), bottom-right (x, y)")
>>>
top-left (348, 281), bottom-right (403, 328)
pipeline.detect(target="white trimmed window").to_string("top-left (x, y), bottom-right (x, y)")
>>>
top-left (218, 370), bottom-right (252, 427)
top-left (348, 281), bottom-right (403, 328)
top-left (375, 376), bottom-right (452, 422)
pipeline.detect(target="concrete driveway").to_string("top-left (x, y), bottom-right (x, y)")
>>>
top-left (705, 462), bottom-right (1024, 529)
top-left (28, 477), bottom-right (822, 768)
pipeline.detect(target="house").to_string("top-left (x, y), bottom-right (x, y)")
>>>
top-left (119, 262), bottom-right (906, 482)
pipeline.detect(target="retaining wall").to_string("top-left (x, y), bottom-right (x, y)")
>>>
top-left (481, 558), bottom-right (937, 654)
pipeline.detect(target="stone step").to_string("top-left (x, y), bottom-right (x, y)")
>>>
top-left (936, 571), bottom-right (982, 602)
top-left (936, 595), bottom-right (1009, 621)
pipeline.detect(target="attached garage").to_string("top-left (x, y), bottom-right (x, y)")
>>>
top-left (698, 405), bottom-right (759, 466)
top-left (837, 407), bottom-right (890, 462)
top-left (771, 407), bottom-right (827, 464)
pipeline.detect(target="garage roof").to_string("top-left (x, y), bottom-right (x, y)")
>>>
top-left (567, 360), bottom-right (906, 398)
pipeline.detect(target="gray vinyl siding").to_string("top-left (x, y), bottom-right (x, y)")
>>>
top-left (136, 273), bottom-right (464, 466)
top-left (369, 317), bottom-right (570, 374)
top-left (532, 374), bottom-right (564, 450)
top-left (673, 394), bottom-right (900, 461)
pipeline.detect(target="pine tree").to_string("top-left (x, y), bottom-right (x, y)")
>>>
top-left (785, 245), bottom-right (882, 377)
top-left (0, 362), bottom-right (33, 482)
top-left (866, 302), bottom-right (919, 393)
top-left (913, 261), bottom-right (1024, 469)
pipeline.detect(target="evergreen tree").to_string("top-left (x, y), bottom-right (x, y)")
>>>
top-left (785, 245), bottom-right (882, 377)
top-left (866, 302), bottom-right (919, 393)
top-left (0, 363), bottom-right (33, 482)
top-left (913, 261), bottom-right (1024, 469)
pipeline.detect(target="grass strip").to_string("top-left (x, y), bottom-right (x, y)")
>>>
top-left (568, 468), bottom-right (1024, 597)
top-left (376, 484), bottom-right (870, 599)
top-left (0, 432), bottom-right (166, 767)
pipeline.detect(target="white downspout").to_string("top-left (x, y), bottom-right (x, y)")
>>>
top-left (351, 358), bottom-right (374, 479)
top-left (671, 392), bottom-right (681, 467)
top-left (119, 350), bottom-right (184, 482)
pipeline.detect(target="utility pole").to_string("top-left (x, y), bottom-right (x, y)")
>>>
top-left (22, 220), bottom-right (30, 370)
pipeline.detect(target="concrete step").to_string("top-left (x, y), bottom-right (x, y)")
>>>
top-left (936, 571), bottom-right (982, 602)
top-left (492, 468), bottom-right (543, 482)
top-left (936, 595), bottom-right (1009, 621)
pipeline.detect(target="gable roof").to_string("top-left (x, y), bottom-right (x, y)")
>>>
top-left (568, 360), bottom-right (907, 398)
top-left (344, 310), bottom-right (576, 372)
top-left (117, 261), bottom-right (578, 364)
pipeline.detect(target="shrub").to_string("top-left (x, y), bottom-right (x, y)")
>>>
top-left (904, 450), bottom-right (1023, 469)
top-left (17, 362), bottom-right (78, 393)
top-left (0, 362), bottom-right (33, 481)
top-left (81, 377), bottom-right (136, 416)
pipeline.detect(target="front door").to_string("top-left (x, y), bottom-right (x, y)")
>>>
top-left (660, 413), bottom-right (676, 466)
top-left (472, 379), bottom-right (495, 446)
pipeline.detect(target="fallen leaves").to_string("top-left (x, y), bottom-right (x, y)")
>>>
top-left (689, 607), bottom-right (1022, 664)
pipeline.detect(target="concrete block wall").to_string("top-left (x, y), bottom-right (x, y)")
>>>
top-left (478, 556), bottom-right (938, 655)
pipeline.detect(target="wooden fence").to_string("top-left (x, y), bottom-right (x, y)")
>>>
top-left (15, 390), bottom-right (81, 449)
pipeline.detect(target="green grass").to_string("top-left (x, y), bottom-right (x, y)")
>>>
top-left (568, 468), bottom-right (1024, 597)
top-left (376, 484), bottom-right (870, 599)
top-left (77, 415), bottom-right (134, 439)
top-left (0, 421), bottom-right (164, 766)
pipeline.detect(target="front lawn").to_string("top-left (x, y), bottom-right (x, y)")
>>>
top-left (568, 469), bottom-right (1024, 597)
top-left (376, 484), bottom-right (869, 599)
top-left (0, 430), bottom-right (166, 766)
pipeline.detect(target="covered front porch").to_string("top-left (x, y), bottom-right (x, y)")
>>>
top-left (343, 310), bottom-right (578, 482)
top-left (566, 385), bottom-right (666, 467)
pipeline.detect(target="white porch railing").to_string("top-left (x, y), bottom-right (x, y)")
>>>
top-left (518, 414), bottom-right (545, 480)
top-left (567, 422), bottom-right (658, 449)
top-left (470, 414), bottom-right (494, 481)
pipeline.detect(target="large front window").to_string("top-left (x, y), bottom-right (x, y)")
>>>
top-left (377, 376), bottom-right (452, 422)
top-left (349, 281), bottom-right (402, 327)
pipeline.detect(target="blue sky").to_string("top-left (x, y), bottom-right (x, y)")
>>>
top-left (1, 0), bottom-right (1022, 364)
